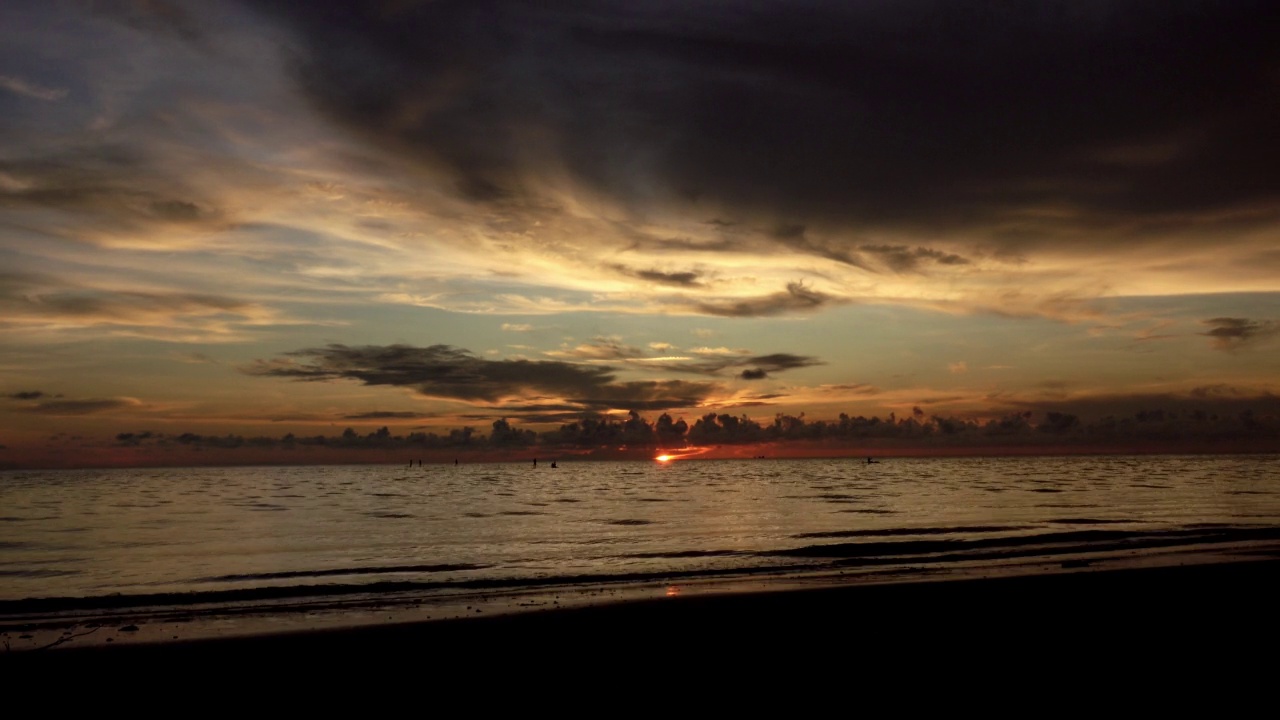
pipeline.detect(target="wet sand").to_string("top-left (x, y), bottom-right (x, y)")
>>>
top-left (7, 557), bottom-right (1278, 684)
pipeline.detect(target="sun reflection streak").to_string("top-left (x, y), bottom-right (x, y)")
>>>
top-left (654, 447), bottom-right (712, 463)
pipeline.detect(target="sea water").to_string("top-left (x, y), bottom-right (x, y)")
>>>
top-left (2, 455), bottom-right (1278, 610)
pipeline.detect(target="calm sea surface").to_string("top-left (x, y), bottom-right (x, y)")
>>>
top-left (3, 455), bottom-right (1279, 610)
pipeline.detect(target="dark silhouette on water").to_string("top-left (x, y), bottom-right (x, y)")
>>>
top-left (533, 458), bottom-right (537, 468)
top-left (866, 457), bottom-right (880, 464)
top-left (550, 461), bottom-right (557, 468)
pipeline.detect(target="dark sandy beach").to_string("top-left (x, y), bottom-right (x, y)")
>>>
top-left (7, 557), bottom-right (1277, 687)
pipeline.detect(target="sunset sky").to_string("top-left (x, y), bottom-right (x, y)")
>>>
top-left (2, 1), bottom-right (1278, 467)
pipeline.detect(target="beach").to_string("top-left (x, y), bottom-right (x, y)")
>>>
top-left (7, 555), bottom-right (1278, 683)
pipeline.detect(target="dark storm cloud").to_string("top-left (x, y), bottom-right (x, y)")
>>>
top-left (246, 0), bottom-right (1280, 247)
top-left (247, 343), bottom-right (721, 411)
top-left (694, 282), bottom-right (838, 317)
top-left (341, 411), bottom-right (431, 420)
top-left (1201, 317), bottom-right (1279, 351)
top-left (6, 390), bottom-right (49, 400)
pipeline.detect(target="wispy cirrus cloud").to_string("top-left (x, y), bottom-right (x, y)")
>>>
top-left (0, 74), bottom-right (68, 101)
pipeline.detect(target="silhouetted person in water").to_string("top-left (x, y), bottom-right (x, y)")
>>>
top-left (866, 456), bottom-right (879, 464)
top-left (550, 461), bottom-right (557, 468)
top-left (533, 458), bottom-right (537, 468)
top-left (454, 459), bottom-right (458, 466)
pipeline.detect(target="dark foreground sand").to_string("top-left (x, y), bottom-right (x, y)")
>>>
top-left (6, 558), bottom-right (1278, 687)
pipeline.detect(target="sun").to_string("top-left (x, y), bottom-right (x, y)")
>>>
top-left (655, 454), bottom-right (674, 463)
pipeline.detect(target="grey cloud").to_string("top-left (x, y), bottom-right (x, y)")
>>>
top-left (1002, 389), bottom-right (1280, 421)
top-left (772, 224), bottom-right (873, 270)
top-left (0, 149), bottom-right (222, 234)
top-left (246, 0), bottom-right (1280, 252)
top-left (575, 380), bottom-right (720, 411)
top-left (645, 351), bottom-right (822, 378)
top-left (248, 344), bottom-right (616, 402)
top-left (341, 411), bottom-right (431, 420)
top-left (694, 281), bottom-right (837, 317)
top-left (1201, 317), bottom-right (1279, 351)
top-left (547, 337), bottom-right (647, 361)
top-left (610, 265), bottom-right (703, 288)
top-left (860, 245), bottom-right (971, 273)
top-left (825, 384), bottom-right (880, 395)
top-left (0, 74), bottom-right (68, 102)
top-left (149, 199), bottom-right (205, 222)
top-left (39, 292), bottom-right (246, 318)
top-left (248, 343), bottom-right (720, 412)
top-left (6, 390), bottom-right (49, 400)
top-left (91, 0), bottom-right (206, 43)
top-left (21, 398), bottom-right (137, 415)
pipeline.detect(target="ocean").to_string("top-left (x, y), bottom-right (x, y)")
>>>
top-left (3, 454), bottom-right (1279, 642)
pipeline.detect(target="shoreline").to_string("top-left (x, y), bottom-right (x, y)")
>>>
top-left (7, 548), bottom-right (1279, 673)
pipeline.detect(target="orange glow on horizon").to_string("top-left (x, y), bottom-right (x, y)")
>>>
top-left (654, 447), bottom-right (715, 463)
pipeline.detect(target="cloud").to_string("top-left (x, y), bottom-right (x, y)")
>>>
top-left (6, 390), bottom-right (50, 400)
top-left (501, 323), bottom-right (535, 332)
top-left (647, 351), bottom-right (824, 382)
top-left (545, 337), bottom-right (646, 361)
top-left (20, 397), bottom-right (141, 415)
top-left (861, 245), bottom-right (971, 273)
top-left (999, 388), bottom-right (1280, 421)
top-left (949, 361), bottom-right (969, 374)
top-left (89, 0), bottom-right (207, 42)
top-left (248, 344), bottom-right (614, 402)
top-left (247, 0), bottom-right (1280, 259)
top-left (246, 343), bottom-right (721, 412)
top-left (0, 148), bottom-right (229, 243)
top-left (610, 265), bottom-right (704, 288)
top-left (694, 281), bottom-right (839, 317)
top-left (819, 383), bottom-right (881, 396)
top-left (341, 411), bottom-right (432, 420)
top-left (1201, 317), bottom-right (1279, 351)
top-left (0, 75), bottom-right (68, 102)
top-left (0, 273), bottom-right (282, 341)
